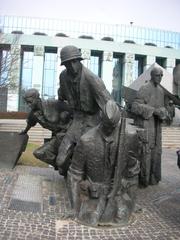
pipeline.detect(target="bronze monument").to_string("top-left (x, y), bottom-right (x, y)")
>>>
top-left (2, 45), bottom-right (174, 227)
top-left (131, 67), bottom-right (168, 186)
top-left (20, 88), bottom-right (72, 169)
top-left (56, 45), bottom-right (111, 176)
top-left (67, 100), bottom-right (141, 226)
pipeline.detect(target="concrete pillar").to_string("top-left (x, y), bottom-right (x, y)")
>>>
top-left (101, 51), bottom-right (113, 93)
top-left (7, 44), bottom-right (21, 111)
top-left (144, 55), bottom-right (156, 70)
top-left (56, 47), bottom-right (61, 99)
top-left (81, 49), bottom-right (91, 69)
top-left (32, 46), bottom-right (44, 97)
top-left (123, 53), bottom-right (135, 87)
top-left (166, 58), bottom-right (176, 94)
top-left (166, 58), bottom-right (176, 74)
top-left (56, 47), bottom-right (66, 99)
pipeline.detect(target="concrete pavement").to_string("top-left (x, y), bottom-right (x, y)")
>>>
top-left (0, 148), bottom-right (179, 240)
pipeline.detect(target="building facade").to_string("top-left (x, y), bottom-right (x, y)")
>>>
top-left (0, 15), bottom-right (180, 111)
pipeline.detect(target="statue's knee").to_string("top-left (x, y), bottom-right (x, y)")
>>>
top-left (56, 154), bottom-right (64, 166)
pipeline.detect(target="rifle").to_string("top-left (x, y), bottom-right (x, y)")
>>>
top-left (122, 84), bottom-right (180, 107)
top-left (108, 116), bottom-right (126, 199)
top-left (91, 116), bottom-right (126, 225)
top-left (159, 84), bottom-right (180, 106)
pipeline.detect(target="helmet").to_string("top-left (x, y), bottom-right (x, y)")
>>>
top-left (24, 88), bottom-right (40, 99)
top-left (60, 45), bottom-right (83, 65)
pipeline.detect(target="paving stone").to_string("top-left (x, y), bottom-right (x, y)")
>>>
top-left (0, 148), bottom-right (179, 240)
top-left (8, 175), bottom-right (42, 213)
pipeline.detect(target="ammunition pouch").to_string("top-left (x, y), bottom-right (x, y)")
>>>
top-left (87, 177), bottom-right (110, 199)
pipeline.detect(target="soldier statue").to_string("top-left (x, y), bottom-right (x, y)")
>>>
top-left (20, 88), bottom-right (72, 168)
top-left (131, 67), bottom-right (168, 186)
top-left (67, 100), bottom-right (141, 226)
top-left (56, 45), bottom-right (111, 176)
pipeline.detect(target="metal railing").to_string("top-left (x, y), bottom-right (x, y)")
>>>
top-left (0, 15), bottom-right (180, 49)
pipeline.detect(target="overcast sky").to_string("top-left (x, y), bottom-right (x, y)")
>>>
top-left (1, 0), bottom-right (180, 32)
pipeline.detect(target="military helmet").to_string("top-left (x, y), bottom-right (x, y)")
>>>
top-left (60, 45), bottom-right (83, 65)
top-left (24, 88), bottom-right (40, 99)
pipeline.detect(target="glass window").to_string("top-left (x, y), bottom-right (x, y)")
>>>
top-left (17, 17), bottom-right (22, 29)
top-left (4, 16), bottom-right (9, 27)
top-left (8, 17), bottom-right (13, 29)
top-left (176, 59), bottom-right (180, 65)
top-left (89, 50), bottom-right (102, 77)
top-left (0, 47), bottom-right (11, 86)
top-left (133, 60), bottom-right (139, 81)
top-left (19, 47), bottom-right (34, 111)
top-left (156, 57), bottom-right (166, 68)
top-left (134, 55), bottom-right (145, 78)
top-left (21, 51), bottom-right (33, 88)
top-left (112, 54), bottom-right (123, 104)
top-left (1, 15), bottom-right (180, 49)
top-left (12, 17), bottom-right (18, 29)
top-left (89, 56), bottom-right (99, 76)
top-left (42, 48), bottom-right (57, 99)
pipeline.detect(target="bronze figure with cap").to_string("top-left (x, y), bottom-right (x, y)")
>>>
top-left (67, 100), bottom-right (140, 226)
top-left (56, 45), bottom-right (111, 176)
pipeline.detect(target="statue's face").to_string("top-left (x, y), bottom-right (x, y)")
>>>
top-left (64, 59), bottom-right (81, 76)
top-left (151, 69), bottom-right (163, 86)
top-left (101, 118), bottom-right (116, 136)
top-left (25, 96), bottom-right (38, 110)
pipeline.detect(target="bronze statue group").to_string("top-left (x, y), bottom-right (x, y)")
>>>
top-left (21, 45), bottom-right (174, 227)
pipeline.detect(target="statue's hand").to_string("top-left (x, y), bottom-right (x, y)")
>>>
top-left (58, 167), bottom-right (67, 177)
top-left (154, 108), bottom-right (167, 120)
top-left (58, 167), bottom-right (63, 175)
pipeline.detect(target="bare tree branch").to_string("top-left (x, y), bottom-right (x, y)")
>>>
top-left (0, 33), bottom-right (21, 89)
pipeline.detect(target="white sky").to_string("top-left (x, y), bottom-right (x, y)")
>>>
top-left (1, 0), bottom-right (180, 32)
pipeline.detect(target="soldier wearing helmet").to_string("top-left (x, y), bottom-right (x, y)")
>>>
top-left (57, 45), bottom-right (112, 176)
top-left (60, 45), bottom-right (83, 66)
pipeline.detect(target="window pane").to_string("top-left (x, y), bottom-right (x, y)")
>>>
top-left (42, 52), bottom-right (57, 99)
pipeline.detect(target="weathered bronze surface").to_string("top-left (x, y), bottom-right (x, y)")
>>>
top-left (131, 67), bottom-right (168, 187)
top-left (0, 131), bottom-right (28, 169)
top-left (2, 45), bottom-right (172, 227)
top-left (67, 100), bottom-right (141, 226)
top-left (21, 88), bottom-right (72, 169)
top-left (56, 45), bottom-right (111, 176)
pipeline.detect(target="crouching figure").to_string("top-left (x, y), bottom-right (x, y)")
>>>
top-left (67, 100), bottom-right (141, 226)
top-left (20, 88), bottom-right (72, 169)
